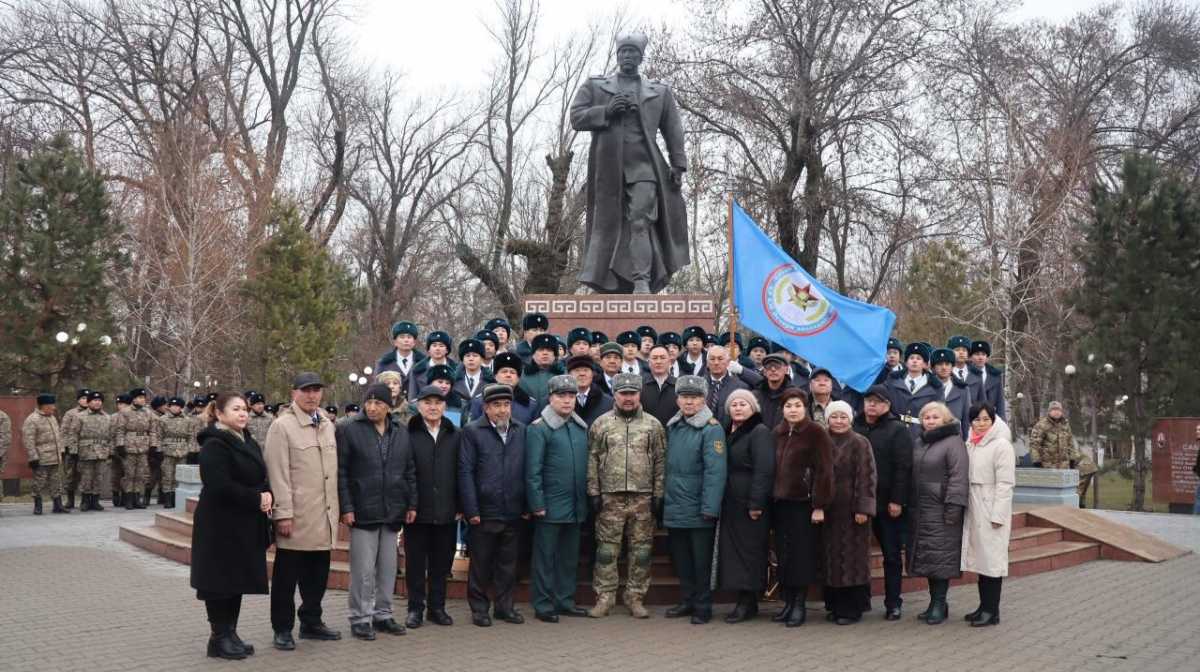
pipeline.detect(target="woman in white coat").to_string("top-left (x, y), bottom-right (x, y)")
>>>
top-left (961, 401), bottom-right (1014, 627)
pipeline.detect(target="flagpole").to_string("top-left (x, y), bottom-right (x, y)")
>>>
top-left (726, 195), bottom-right (738, 338)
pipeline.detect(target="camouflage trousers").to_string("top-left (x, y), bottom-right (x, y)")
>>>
top-left (78, 459), bottom-right (106, 495)
top-left (110, 453), bottom-right (124, 495)
top-left (160, 455), bottom-right (182, 492)
top-left (32, 464), bottom-right (63, 498)
top-left (147, 450), bottom-right (163, 492)
top-left (60, 454), bottom-right (80, 493)
top-left (593, 493), bottom-right (654, 599)
top-left (121, 452), bottom-right (149, 494)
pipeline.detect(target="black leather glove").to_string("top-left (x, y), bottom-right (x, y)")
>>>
top-left (1069, 460), bottom-right (1078, 469)
top-left (590, 496), bottom-right (603, 514)
top-left (28, 459), bottom-right (39, 470)
top-left (116, 446), bottom-right (126, 457)
top-left (943, 504), bottom-right (964, 526)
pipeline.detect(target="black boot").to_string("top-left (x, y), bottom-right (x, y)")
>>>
top-left (166, 492), bottom-right (176, 509)
top-left (134, 492), bottom-right (147, 509)
top-left (91, 494), bottom-right (104, 511)
top-left (33, 496), bottom-right (43, 515)
top-left (157, 490), bottom-right (166, 506)
top-left (771, 589), bottom-right (794, 623)
top-left (125, 492), bottom-right (136, 510)
top-left (785, 588), bottom-right (807, 628)
top-left (112, 491), bottom-right (123, 507)
top-left (65, 491), bottom-right (76, 510)
top-left (207, 627), bottom-right (247, 660)
top-left (724, 592), bottom-right (758, 624)
top-left (925, 580), bottom-right (949, 625)
top-left (143, 487), bottom-right (153, 506)
top-left (52, 496), bottom-right (68, 513)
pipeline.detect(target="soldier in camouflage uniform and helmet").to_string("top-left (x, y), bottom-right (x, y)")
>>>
top-left (72, 391), bottom-right (112, 511)
top-left (24, 394), bottom-right (67, 515)
top-left (157, 397), bottom-right (194, 509)
top-left (112, 388), bottom-right (161, 509)
top-left (586, 372), bottom-right (665, 619)
top-left (58, 388), bottom-right (91, 510)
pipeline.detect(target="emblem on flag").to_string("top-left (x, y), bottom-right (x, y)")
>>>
top-left (762, 264), bottom-right (838, 337)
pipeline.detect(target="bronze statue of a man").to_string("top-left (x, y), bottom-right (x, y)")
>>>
top-left (570, 32), bottom-right (688, 295)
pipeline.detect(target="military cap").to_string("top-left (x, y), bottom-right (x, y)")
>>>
top-left (904, 342), bottom-right (930, 363)
top-left (36, 393), bottom-right (56, 406)
top-left (567, 327), bottom-right (592, 347)
top-left (116, 394), bottom-right (133, 405)
top-left (493, 352), bottom-right (523, 375)
top-left (658, 331), bottom-right (681, 347)
top-left (344, 403), bottom-right (361, 414)
top-left (548, 374), bottom-right (577, 396)
top-left (748, 336), bottom-right (770, 353)
top-left (614, 31), bottom-right (648, 54)
top-left (87, 391), bottom-right (105, 402)
top-left (599, 342), bottom-right (624, 358)
top-left (458, 338), bottom-right (485, 359)
top-left (129, 388), bottom-right (148, 399)
top-left (426, 364), bottom-right (455, 383)
top-left (591, 331), bottom-right (609, 345)
top-left (887, 337), bottom-right (904, 353)
top-left (704, 333), bottom-right (717, 346)
top-left (930, 348), bottom-right (955, 366)
top-left (292, 372), bottom-right (324, 389)
top-left (566, 354), bottom-right (595, 372)
top-left (415, 384), bottom-right (447, 402)
top-left (531, 333), bottom-right (559, 353)
top-left (864, 384), bottom-right (891, 403)
top-left (915, 341), bottom-right (934, 356)
top-left (770, 341), bottom-right (790, 354)
top-left (425, 330), bottom-right (452, 349)
top-left (475, 330), bottom-right (500, 347)
top-left (206, 392), bottom-right (219, 403)
top-left (483, 383), bottom-right (514, 404)
top-left (636, 325), bottom-right (658, 342)
top-left (611, 372), bottom-right (643, 393)
top-left (265, 404), bottom-right (278, 415)
top-left (809, 367), bottom-right (835, 381)
top-left (324, 405), bottom-right (339, 416)
top-left (245, 390), bottom-right (265, 405)
top-left (970, 340), bottom-right (992, 356)
top-left (190, 395), bottom-right (207, 407)
top-left (150, 395), bottom-right (167, 410)
top-left (391, 321), bottom-right (419, 339)
top-left (681, 325), bottom-right (707, 343)
top-left (717, 332), bottom-right (744, 350)
top-left (167, 396), bottom-right (185, 407)
top-left (616, 330), bottom-right (640, 346)
top-left (762, 353), bottom-right (789, 368)
top-left (522, 312), bottom-right (549, 331)
top-left (485, 317), bottom-right (512, 335)
top-left (76, 388), bottom-right (91, 400)
top-left (947, 335), bottom-right (972, 351)
top-left (364, 383), bottom-right (392, 406)
top-left (675, 375), bottom-right (708, 397)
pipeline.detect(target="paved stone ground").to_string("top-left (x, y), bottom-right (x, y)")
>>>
top-left (1, 501), bottom-right (1198, 672)
top-left (1090, 509), bottom-right (1200, 553)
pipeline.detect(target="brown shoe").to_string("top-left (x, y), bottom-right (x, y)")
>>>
top-left (588, 593), bottom-right (615, 618)
top-left (627, 597), bottom-right (650, 619)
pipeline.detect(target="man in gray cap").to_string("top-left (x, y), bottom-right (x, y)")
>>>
top-left (525, 375), bottom-right (591, 622)
top-left (265, 372), bottom-right (342, 650)
top-left (586, 372), bottom-right (665, 618)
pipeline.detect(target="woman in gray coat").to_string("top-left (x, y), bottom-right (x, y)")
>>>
top-left (906, 401), bottom-right (969, 625)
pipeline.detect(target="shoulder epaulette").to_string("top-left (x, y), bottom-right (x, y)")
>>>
top-left (708, 418), bottom-right (719, 425)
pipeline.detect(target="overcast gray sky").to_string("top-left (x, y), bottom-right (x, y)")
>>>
top-left (347, 0), bottom-right (1115, 93)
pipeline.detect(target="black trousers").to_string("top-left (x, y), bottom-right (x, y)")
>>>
top-left (205, 595), bottom-right (243, 635)
top-left (977, 575), bottom-right (1003, 613)
top-left (667, 527), bottom-right (715, 614)
top-left (828, 584), bottom-right (870, 620)
top-left (871, 512), bottom-right (906, 608)
top-left (404, 522), bottom-right (457, 612)
top-left (467, 519), bottom-right (519, 616)
top-left (270, 549), bottom-right (331, 633)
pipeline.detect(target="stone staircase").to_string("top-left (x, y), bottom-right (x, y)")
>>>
top-left (120, 499), bottom-right (1168, 605)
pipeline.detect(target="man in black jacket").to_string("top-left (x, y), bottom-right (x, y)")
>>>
top-left (568, 355), bottom-right (612, 426)
top-left (852, 384), bottom-right (913, 621)
top-left (404, 386), bottom-right (461, 629)
top-left (458, 384), bottom-right (528, 627)
top-left (336, 384), bottom-right (417, 641)
top-left (640, 345), bottom-right (677, 427)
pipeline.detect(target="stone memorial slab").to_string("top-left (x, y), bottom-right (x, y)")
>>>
top-left (1151, 417), bottom-right (1200, 513)
top-left (1015, 467), bottom-right (1080, 506)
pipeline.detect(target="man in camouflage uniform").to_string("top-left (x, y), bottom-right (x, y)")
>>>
top-left (1029, 400), bottom-right (1096, 503)
top-left (586, 372), bottom-right (665, 619)
top-left (157, 397), bottom-right (193, 509)
top-left (24, 394), bottom-right (66, 515)
top-left (109, 394), bottom-right (132, 505)
top-left (0, 408), bottom-right (10, 510)
top-left (187, 395), bottom-right (208, 464)
top-left (146, 396), bottom-right (168, 504)
top-left (246, 391), bottom-right (273, 443)
top-left (58, 388), bottom-right (90, 510)
top-left (112, 388), bottom-right (160, 509)
top-left (71, 391), bottom-right (112, 511)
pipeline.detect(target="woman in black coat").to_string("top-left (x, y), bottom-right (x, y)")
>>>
top-left (190, 392), bottom-right (273, 660)
top-left (907, 401), bottom-right (969, 625)
top-left (717, 389), bottom-right (776, 623)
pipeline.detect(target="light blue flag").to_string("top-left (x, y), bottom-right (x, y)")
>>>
top-left (731, 201), bottom-right (895, 392)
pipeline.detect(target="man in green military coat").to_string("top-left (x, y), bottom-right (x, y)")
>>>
top-left (525, 375), bottom-right (591, 622)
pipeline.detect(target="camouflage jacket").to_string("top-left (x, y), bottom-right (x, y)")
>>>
top-left (22, 411), bottom-right (63, 465)
top-left (158, 413), bottom-right (195, 458)
top-left (113, 406), bottom-right (160, 454)
top-left (587, 407), bottom-right (665, 497)
top-left (59, 406), bottom-right (86, 455)
top-left (74, 410), bottom-right (113, 460)
top-left (1029, 416), bottom-right (1078, 466)
top-left (247, 411), bottom-right (274, 445)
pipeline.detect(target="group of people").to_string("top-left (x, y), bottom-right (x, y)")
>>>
top-left (176, 312), bottom-right (1028, 662)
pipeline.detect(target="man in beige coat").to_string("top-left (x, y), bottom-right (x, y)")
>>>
top-left (265, 372), bottom-right (342, 651)
top-left (24, 394), bottom-right (67, 515)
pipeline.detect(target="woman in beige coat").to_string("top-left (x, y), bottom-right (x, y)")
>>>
top-left (960, 401), bottom-right (1015, 627)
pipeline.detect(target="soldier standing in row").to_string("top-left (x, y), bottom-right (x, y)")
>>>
top-left (158, 397), bottom-right (194, 509)
top-left (147, 396), bottom-right (168, 505)
top-left (72, 391), bottom-right (112, 511)
top-left (113, 388), bottom-right (161, 510)
top-left (586, 373), bottom-right (665, 619)
top-left (24, 394), bottom-right (66, 515)
top-left (59, 388), bottom-right (90, 510)
top-left (246, 392), bottom-right (274, 444)
top-left (109, 394), bottom-right (131, 505)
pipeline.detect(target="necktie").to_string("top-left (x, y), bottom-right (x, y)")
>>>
top-left (467, 376), bottom-right (476, 393)
top-left (908, 379), bottom-right (915, 393)
top-left (311, 413), bottom-right (321, 426)
top-left (578, 394), bottom-right (587, 407)
top-left (400, 357), bottom-right (408, 373)
top-left (707, 379), bottom-right (721, 409)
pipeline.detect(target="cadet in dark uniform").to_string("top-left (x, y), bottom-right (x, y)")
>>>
top-left (677, 326), bottom-right (708, 377)
top-left (930, 348), bottom-right (971, 439)
top-left (948, 336), bottom-right (981, 401)
top-left (567, 328), bottom-right (593, 359)
top-left (408, 331), bottom-right (457, 400)
top-left (968, 340), bottom-right (1006, 419)
top-left (516, 313), bottom-right (550, 364)
top-left (475, 330), bottom-right (500, 370)
top-left (375, 321), bottom-right (425, 394)
top-left (454, 339), bottom-right (493, 405)
top-left (636, 325), bottom-right (658, 359)
top-left (886, 343), bottom-right (941, 439)
top-left (485, 317), bottom-right (513, 353)
top-left (875, 337), bottom-right (906, 384)
top-left (589, 330), bottom-right (609, 362)
top-left (616, 331), bottom-right (650, 379)
top-left (747, 336), bottom-right (770, 372)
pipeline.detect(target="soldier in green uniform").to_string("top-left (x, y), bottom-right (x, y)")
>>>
top-left (58, 388), bottom-right (90, 510)
top-left (525, 375), bottom-right (591, 622)
top-left (1030, 400), bottom-right (1095, 503)
top-left (245, 391), bottom-right (274, 444)
top-left (157, 397), bottom-right (193, 509)
top-left (112, 388), bottom-right (161, 509)
top-left (23, 394), bottom-right (66, 515)
top-left (72, 391), bottom-right (112, 511)
top-left (586, 372), bottom-right (665, 619)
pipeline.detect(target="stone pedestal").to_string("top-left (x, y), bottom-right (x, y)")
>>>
top-left (175, 464), bottom-right (201, 512)
top-left (1014, 467), bottom-right (1079, 506)
top-left (523, 294), bottom-right (718, 337)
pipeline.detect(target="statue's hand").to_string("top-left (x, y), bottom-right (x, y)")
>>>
top-left (606, 94), bottom-right (628, 118)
